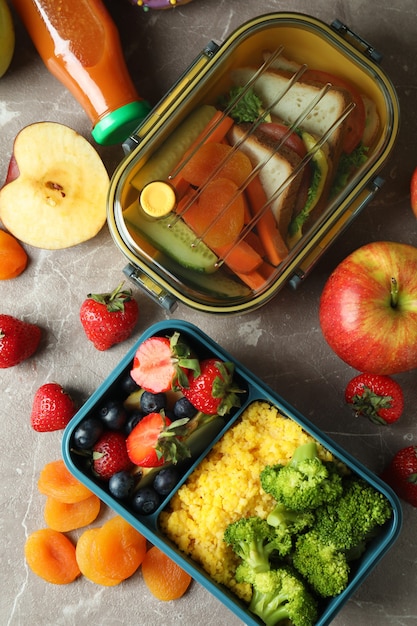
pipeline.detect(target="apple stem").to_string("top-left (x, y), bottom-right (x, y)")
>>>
top-left (391, 277), bottom-right (399, 308)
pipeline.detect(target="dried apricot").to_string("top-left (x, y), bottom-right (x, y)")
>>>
top-left (181, 142), bottom-right (252, 187)
top-left (141, 545), bottom-right (192, 601)
top-left (38, 460), bottom-right (93, 503)
top-left (24, 528), bottom-right (80, 584)
top-left (76, 528), bottom-right (122, 586)
top-left (0, 229), bottom-right (28, 279)
top-left (94, 515), bottom-right (147, 580)
top-left (44, 494), bottom-right (101, 532)
top-left (185, 178), bottom-right (245, 248)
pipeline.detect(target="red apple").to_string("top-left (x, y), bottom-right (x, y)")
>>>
top-left (319, 241), bottom-right (417, 375)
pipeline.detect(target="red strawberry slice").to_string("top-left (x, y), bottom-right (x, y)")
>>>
top-left (30, 382), bottom-right (77, 432)
top-left (131, 337), bottom-right (175, 393)
top-left (92, 431), bottom-right (133, 480)
top-left (130, 332), bottom-right (199, 393)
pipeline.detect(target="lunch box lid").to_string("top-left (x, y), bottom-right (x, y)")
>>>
top-left (107, 12), bottom-right (400, 314)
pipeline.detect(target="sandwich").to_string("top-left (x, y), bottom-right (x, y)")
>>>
top-left (222, 55), bottom-right (378, 247)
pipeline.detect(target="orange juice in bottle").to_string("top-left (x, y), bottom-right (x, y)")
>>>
top-left (11, 0), bottom-right (151, 144)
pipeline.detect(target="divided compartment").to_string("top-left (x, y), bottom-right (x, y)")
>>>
top-left (107, 12), bottom-right (399, 314)
top-left (62, 320), bottom-right (402, 626)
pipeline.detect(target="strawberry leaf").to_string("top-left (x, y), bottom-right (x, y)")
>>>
top-left (169, 332), bottom-right (200, 389)
top-left (88, 281), bottom-right (133, 313)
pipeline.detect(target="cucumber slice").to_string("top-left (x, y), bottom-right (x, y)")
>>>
top-left (130, 104), bottom-right (217, 192)
top-left (176, 265), bottom-right (251, 300)
top-left (124, 203), bottom-right (218, 273)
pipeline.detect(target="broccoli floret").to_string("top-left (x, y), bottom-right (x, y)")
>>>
top-left (234, 560), bottom-right (261, 586)
top-left (313, 476), bottom-right (393, 553)
top-left (249, 567), bottom-right (318, 626)
top-left (260, 442), bottom-right (343, 511)
top-left (266, 500), bottom-right (315, 533)
top-left (224, 516), bottom-right (290, 575)
top-left (292, 530), bottom-right (350, 598)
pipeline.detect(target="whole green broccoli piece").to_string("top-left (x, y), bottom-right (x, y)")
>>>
top-left (260, 442), bottom-right (343, 511)
top-left (313, 476), bottom-right (393, 554)
top-left (249, 567), bottom-right (318, 626)
top-left (292, 530), bottom-right (350, 598)
top-left (223, 516), bottom-right (290, 576)
top-left (290, 475), bottom-right (393, 598)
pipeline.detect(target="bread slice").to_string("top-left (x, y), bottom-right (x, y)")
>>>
top-left (231, 67), bottom-right (352, 162)
top-left (361, 94), bottom-right (380, 147)
top-left (261, 53), bottom-right (380, 150)
top-left (227, 123), bottom-right (302, 237)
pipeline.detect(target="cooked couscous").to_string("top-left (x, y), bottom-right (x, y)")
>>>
top-left (159, 400), bottom-right (334, 601)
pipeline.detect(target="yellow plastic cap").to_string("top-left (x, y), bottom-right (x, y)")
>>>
top-left (140, 181), bottom-right (177, 217)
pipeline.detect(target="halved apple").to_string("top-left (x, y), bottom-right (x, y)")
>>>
top-left (0, 122), bottom-right (110, 249)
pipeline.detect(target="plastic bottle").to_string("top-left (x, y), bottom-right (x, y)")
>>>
top-left (11, 0), bottom-right (151, 145)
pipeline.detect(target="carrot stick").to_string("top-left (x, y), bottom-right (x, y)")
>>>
top-left (232, 261), bottom-right (275, 291)
top-left (169, 111), bottom-right (234, 191)
top-left (241, 189), bottom-right (252, 225)
top-left (246, 174), bottom-right (289, 266)
top-left (214, 239), bottom-right (263, 274)
top-left (243, 229), bottom-right (266, 258)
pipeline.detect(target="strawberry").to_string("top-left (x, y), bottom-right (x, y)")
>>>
top-left (181, 358), bottom-right (243, 416)
top-left (381, 446), bottom-right (417, 507)
top-left (92, 431), bottom-right (133, 480)
top-left (126, 412), bottom-right (190, 468)
top-left (0, 314), bottom-right (41, 368)
top-left (130, 331), bottom-right (200, 393)
top-left (80, 282), bottom-right (139, 351)
top-left (411, 166), bottom-right (417, 215)
top-left (30, 382), bottom-right (77, 432)
top-left (344, 373), bottom-right (404, 425)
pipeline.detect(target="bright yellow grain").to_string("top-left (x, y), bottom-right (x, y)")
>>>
top-left (159, 400), bottom-right (333, 601)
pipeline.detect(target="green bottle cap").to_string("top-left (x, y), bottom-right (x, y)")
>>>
top-left (92, 100), bottom-right (152, 145)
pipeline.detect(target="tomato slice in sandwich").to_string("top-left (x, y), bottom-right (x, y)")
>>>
top-left (257, 122), bottom-right (307, 159)
top-left (303, 69), bottom-right (366, 154)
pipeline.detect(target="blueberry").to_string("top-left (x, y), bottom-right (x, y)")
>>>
top-left (73, 417), bottom-right (104, 449)
top-left (119, 371), bottom-right (140, 396)
top-left (99, 399), bottom-right (127, 430)
top-left (124, 410), bottom-right (144, 435)
top-left (140, 391), bottom-right (167, 414)
top-left (131, 487), bottom-right (161, 515)
top-left (109, 471), bottom-right (135, 499)
top-left (173, 396), bottom-right (198, 420)
top-left (153, 466), bottom-right (180, 495)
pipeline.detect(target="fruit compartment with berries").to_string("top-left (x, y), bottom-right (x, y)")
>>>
top-left (62, 320), bottom-right (403, 626)
top-left (63, 320), bottom-right (250, 527)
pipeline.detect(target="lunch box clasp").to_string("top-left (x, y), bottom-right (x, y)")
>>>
top-left (331, 20), bottom-right (383, 63)
top-left (123, 263), bottom-right (178, 312)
